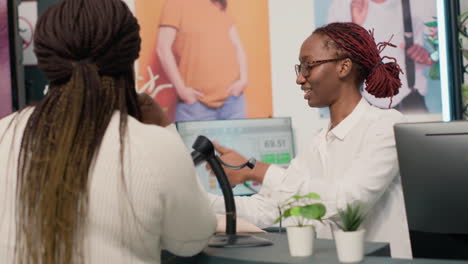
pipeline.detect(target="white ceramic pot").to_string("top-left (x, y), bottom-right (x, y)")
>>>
top-left (334, 229), bottom-right (366, 263)
top-left (286, 226), bottom-right (315, 257)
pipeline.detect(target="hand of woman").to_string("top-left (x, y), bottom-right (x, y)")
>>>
top-left (177, 86), bottom-right (205, 104)
top-left (210, 141), bottom-right (252, 186)
top-left (226, 79), bottom-right (247, 97)
top-left (407, 44), bottom-right (433, 66)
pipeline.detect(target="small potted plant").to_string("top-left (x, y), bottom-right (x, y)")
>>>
top-left (274, 192), bottom-right (326, 257)
top-left (333, 203), bottom-right (367, 263)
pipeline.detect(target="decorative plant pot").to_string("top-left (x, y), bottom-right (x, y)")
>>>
top-left (286, 226), bottom-right (315, 257)
top-left (334, 229), bottom-right (365, 263)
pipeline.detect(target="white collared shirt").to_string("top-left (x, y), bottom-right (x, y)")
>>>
top-left (209, 98), bottom-right (412, 258)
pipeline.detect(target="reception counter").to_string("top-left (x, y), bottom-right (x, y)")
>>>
top-left (161, 232), bottom-right (389, 264)
top-left (161, 232), bottom-right (468, 264)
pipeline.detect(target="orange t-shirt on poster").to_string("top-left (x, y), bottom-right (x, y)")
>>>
top-left (160, 0), bottom-right (240, 108)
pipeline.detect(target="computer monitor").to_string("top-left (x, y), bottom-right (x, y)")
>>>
top-left (394, 121), bottom-right (468, 259)
top-left (176, 118), bottom-right (295, 196)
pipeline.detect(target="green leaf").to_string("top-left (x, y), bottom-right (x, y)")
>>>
top-left (335, 203), bottom-right (366, 231)
top-left (291, 192), bottom-right (320, 201)
top-left (424, 21), bottom-right (438, 27)
top-left (300, 203), bottom-right (326, 220)
top-left (306, 192), bottom-right (321, 200)
top-left (292, 195), bottom-right (303, 200)
top-left (429, 64), bottom-right (440, 80)
top-left (290, 207), bottom-right (301, 216)
top-left (283, 208), bottom-right (292, 218)
top-left (463, 50), bottom-right (468, 60)
top-left (462, 83), bottom-right (468, 93)
top-left (274, 208), bottom-right (292, 223)
top-left (276, 193), bottom-right (327, 224)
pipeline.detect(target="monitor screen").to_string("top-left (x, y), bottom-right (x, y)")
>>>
top-left (394, 121), bottom-right (468, 259)
top-left (176, 118), bottom-right (295, 196)
top-left (0, 0), bottom-right (13, 117)
top-left (395, 121), bottom-right (468, 235)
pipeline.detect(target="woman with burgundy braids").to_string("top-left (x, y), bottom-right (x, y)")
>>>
top-left (0, 0), bottom-right (215, 263)
top-left (208, 22), bottom-right (412, 258)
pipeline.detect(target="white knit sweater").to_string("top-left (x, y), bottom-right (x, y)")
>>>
top-left (0, 108), bottom-right (216, 264)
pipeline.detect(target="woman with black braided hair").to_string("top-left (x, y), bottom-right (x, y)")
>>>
top-left (0, 0), bottom-right (216, 263)
top-left (209, 22), bottom-right (412, 258)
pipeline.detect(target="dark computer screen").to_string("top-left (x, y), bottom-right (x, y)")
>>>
top-left (394, 121), bottom-right (468, 259)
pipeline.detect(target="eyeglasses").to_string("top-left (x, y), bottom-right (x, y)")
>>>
top-left (295, 58), bottom-right (347, 77)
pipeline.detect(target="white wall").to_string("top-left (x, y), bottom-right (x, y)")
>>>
top-left (268, 0), bottom-right (442, 153)
top-left (268, 0), bottom-right (328, 153)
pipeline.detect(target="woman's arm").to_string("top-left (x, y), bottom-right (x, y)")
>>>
top-left (226, 26), bottom-right (248, 96)
top-left (156, 27), bottom-right (204, 104)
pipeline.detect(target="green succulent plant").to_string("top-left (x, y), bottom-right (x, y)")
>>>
top-left (274, 192), bottom-right (326, 227)
top-left (334, 203), bottom-right (366, 232)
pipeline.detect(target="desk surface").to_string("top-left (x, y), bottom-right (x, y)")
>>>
top-left (364, 257), bottom-right (468, 263)
top-left (162, 233), bottom-right (468, 264)
top-left (162, 232), bottom-right (389, 264)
